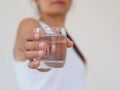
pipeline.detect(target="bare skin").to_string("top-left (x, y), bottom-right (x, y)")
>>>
top-left (14, 0), bottom-right (73, 71)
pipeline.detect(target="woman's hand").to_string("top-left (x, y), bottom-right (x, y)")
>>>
top-left (23, 32), bottom-right (73, 69)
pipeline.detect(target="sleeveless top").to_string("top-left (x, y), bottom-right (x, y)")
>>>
top-left (13, 21), bottom-right (86, 90)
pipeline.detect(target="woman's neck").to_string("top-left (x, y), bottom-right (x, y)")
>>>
top-left (40, 14), bottom-right (66, 27)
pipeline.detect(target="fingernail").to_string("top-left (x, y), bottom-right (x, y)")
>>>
top-left (39, 42), bottom-right (44, 48)
top-left (34, 33), bottom-right (39, 38)
top-left (37, 51), bottom-right (43, 56)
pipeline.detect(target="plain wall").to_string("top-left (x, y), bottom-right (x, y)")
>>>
top-left (67, 0), bottom-right (120, 90)
top-left (0, 0), bottom-right (120, 90)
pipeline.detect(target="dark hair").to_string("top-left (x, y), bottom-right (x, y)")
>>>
top-left (67, 32), bottom-right (86, 64)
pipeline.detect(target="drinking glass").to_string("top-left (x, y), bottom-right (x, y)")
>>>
top-left (34, 27), bottom-right (67, 69)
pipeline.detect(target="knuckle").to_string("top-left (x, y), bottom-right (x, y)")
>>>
top-left (23, 42), bottom-right (28, 49)
top-left (24, 34), bottom-right (29, 39)
top-left (24, 51), bottom-right (33, 59)
top-left (34, 42), bottom-right (39, 49)
top-left (24, 41), bottom-right (33, 50)
top-left (24, 51), bottom-right (28, 58)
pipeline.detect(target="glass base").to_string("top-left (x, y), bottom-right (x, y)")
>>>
top-left (37, 60), bottom-right (65, 69)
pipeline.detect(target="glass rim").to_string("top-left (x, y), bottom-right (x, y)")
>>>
top-left (34, 27), bottom-right (66, 33)
top-left (35, 27), bottom-right (65, 29)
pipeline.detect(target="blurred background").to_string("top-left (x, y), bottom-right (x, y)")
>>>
top-left (0, 0), bottom-right (120, 90)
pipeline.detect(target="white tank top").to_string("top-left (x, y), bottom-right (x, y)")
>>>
top-left (13, 21), bottom-right (86, 90)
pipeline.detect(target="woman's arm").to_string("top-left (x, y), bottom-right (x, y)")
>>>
top-left (14, 18), bottom-right (40, 60)
top-left (14, 18), bottom-right (73, 70)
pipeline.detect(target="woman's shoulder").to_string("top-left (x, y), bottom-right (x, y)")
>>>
top-left (20, 18), bottom-right (39, 24)
top-left (17, 18), bottom-right (40, 34)
top-left (18, 18), bottom-right (40, 30)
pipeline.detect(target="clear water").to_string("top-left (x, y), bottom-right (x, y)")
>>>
top-left (38, 35), bottom-right (67, 68)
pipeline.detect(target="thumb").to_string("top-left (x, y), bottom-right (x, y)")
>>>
top-left (67, 38), bottom-right (73, 48)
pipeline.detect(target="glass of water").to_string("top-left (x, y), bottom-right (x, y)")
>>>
top-left (34, 27), bottom-right (67, 69)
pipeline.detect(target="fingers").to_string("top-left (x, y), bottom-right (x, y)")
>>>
top-left (24, 33), bottom-right (40, 41)
top-left (24, 41), bottom-right (47, 50)
top-left (24, 33), bottom-right (47, 69)
top-left (67, 38), bottom-right (74, 48)
top-left (28, 60), bottom-right (40, 69)
top-left (24, 50), bottom-right (45, 60)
